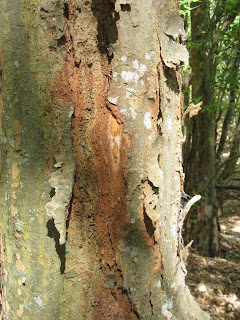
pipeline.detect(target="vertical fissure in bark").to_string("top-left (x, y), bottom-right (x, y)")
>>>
top-left (91, 0), bottom-right (119, 56)
top-left (64, 2), bottom-right (70, 20)
top-left (143, 206), bottom-right (155, 239)
top-left (46, 219), bottom-right (66, 274)
top-left (149, 290), bottom-right (154, 316)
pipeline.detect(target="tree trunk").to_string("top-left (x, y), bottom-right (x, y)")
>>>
top-left (0, 0), bottom-right (209, 319)
top-left (183, 0), bottom-right (219, 257)
top-left (216, 38), bottom-right (240, 163)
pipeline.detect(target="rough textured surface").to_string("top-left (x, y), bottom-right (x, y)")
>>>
top-left (0, 0), bottom-right (209, 319)
top-left (45, 104), bottom-right (75, 245)
top-left (0, 0), bottom-right (68, 318)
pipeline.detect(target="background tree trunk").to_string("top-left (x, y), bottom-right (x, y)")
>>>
top-left (0, 0), bottom-right (209, 319)
top-left (183, 0), bottom-right (219, 257)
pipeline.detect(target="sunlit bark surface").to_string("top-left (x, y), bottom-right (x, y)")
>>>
top-left (0, 0), bottom-right (209, 319)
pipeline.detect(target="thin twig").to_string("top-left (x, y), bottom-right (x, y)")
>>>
top-left (222, 190), bottom-right (240, 201)
top-left (200, 155), bottom-right (240, 194)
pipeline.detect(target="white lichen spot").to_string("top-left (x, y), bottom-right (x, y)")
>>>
top-left (15, 61), bottom-right (19, 68)
top-left (130, 218), bottom-right (136, 224)
top-left (161, 297), bottom-right (173, 319)
top-left (120, 108), bottom-right (127, 115)
top-left (34, 297), bottom-right (44, 308)
top-left (126, 91), bottom-right (132, 99)
top-left (121, 70), bottom-right (139, 83)
top-left (148, 135), bottom-right (152, 140)
top-left (129, 107), bottom-right (137, 119)
top-left (121, 55), bottom-right (127, 62)
top-left (166, 116), bottom-right (172, 130)
top-left (157, 280), bottom-right (161, 288)
top-left (118, 241), bottom-right (127, 252)
top-left (15, 220), bottom-right (24, 232)
top-left (139, 63), bottom-right (147, 74)
top-left (171, 282), bottom-right (175, 288)
top-left (141, 80), bottom-right (144, 86)
top-left (130, 247), bottom-right (138, 258)
top-left (5, 192), bottom-right (8, 201)
top-left (132, 59), bottom-right (139, 70)
top-left (108, 96), bottom-right (119, 105)
top-left (168, 298), bottom-right (173, 309)
top-left (144, 112), bottom-right (151, 130)
top-left (29, 217), bottom-right (35, 223)
top-left (145, 53), bottom-right (151, 60)
top-left (112, 72), bottom-right (118, 78)
top-left (140, 174), bottom-right (144, 178)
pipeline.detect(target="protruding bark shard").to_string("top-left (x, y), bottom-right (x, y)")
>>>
top-left (45, 104), bottom-right (75, 245)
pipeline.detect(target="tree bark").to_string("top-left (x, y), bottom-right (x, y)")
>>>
top-left (216, 39), bottom-right (240, 163)
top-left (183, 0), bottom-right (219, 257)
top-left (0, 0), bottom-right (209, 319)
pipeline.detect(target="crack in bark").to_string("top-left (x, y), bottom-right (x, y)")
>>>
top-left (143, 205), bottom-right (156, 239)
top-left (106, 101), bottom-right (123, 124)
top-left (46, 219), bottom-right (66, 274)
top-left (149, 290), bottom-right (154, 316)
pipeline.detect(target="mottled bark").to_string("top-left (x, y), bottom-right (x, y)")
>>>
top-left (0, 0), bottom-right (209, 319)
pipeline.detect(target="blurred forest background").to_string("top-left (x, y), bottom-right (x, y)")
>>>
top-left (180, 0), bottom-right (240, 318)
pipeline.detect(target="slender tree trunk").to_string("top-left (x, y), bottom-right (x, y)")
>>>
top-left (0, 0), bottom-right (209, 319)
top-left (216, 40), bottom-right (240, 218)
top-left (219, 112), bottom-right (240, 183)
top-left (216, 39), bottom-right (240, 163)
top-left (183, 0), bottom-right (219, 257)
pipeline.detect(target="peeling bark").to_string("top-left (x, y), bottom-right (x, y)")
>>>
top-left (0, 0), bottom-right (209, 319)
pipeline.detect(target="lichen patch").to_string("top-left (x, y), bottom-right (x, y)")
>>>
top-left (144, 112), bottom-right (151, 129)
top-left (121, 70), bottom-right (139, 83)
